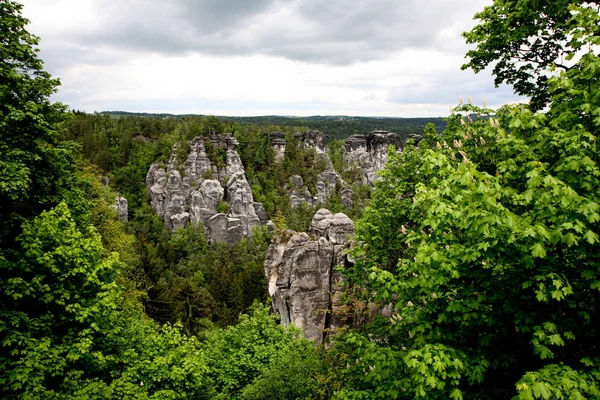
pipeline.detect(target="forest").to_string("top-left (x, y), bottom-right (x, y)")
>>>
top-left (1, 0), bottom-right (599, 399)
top-left (98, 112), bottom-right (448, 141)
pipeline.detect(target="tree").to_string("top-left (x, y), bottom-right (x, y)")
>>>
top-left (0, 0), bottom-right (75, 243)
top-left (0, 202), bottom-right (120, 397)
top-left (337, 3), bottom-right (600, 397)
top-left (462, 0), bottom-right (599, 111)
top-left (0, 202), bottom-right (218, 399)
top-left (202, 303), bottom-right (329, 400)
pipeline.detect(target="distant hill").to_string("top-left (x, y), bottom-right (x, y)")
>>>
top-left (99, 111), bottom-right (447, 140)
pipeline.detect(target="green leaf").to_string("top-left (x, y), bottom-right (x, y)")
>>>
top-left (531, 243), bottom-right (546, 258)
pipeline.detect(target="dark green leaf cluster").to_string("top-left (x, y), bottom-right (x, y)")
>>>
top-left (0, 0), bottom-right (74, 242)
top-left (462, 0), bottom-right (599, 111)
top-left (339, 48), bottom-right (600, 398)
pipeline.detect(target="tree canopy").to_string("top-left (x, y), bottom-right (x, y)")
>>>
top-left (337, 1), bottom-right (600, 397)
top-left (462, 0), bottom-right (600, 110)
top-left (0, 0), bottom-right (74, 243)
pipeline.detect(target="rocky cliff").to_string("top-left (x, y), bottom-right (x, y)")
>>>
top-left (344, 130), bottom-right (404, 185)
top-left (146, 130), bottom-right (414, 241)
top-left (270, 131), bottom-right (286, 163)
top-left (264, 209), bottom-right (355, 343)
top-left (145, 135), bottom-right (265, 243)
top-left (286, 131), bottom-right (354, 209)
top-left (285, 130), bottom-right (406, 209)
top-left (114, 196), bottom-right (128, 222)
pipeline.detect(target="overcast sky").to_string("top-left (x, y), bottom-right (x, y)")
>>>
top-left (21, 0), bottom-right (524, 117)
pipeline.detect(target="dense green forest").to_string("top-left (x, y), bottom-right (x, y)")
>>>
top-left (1, 0), bottom-right (599, 399)
top-left (100, 111), bottom-right (447, 141)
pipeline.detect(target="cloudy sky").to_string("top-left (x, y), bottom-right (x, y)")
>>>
top-left (21, 0), bottom-right (524, 117)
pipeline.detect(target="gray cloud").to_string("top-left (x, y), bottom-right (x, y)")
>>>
top-left (36, 0), bottom-right (489, 65)
top-left (21, 0), bottom-right (520, 117)
top-left (386, 68), bottom-right (524, 107)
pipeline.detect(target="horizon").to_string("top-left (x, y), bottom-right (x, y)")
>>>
top-left (22, 0), bottom-right (526, 118)
top-left (95, 110), bottom-right (450, 119)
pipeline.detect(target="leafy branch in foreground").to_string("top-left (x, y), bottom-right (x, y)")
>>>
top-left (337, 48), bottom-right (600, 398)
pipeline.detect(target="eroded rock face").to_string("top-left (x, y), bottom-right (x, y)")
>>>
top-left (340, 188), bottom-right (354, 209)
top-left (316, 169), bottom-right (338, 204)
top-left (286, 131), bottom-right (352, 210)
top-left (344, 131), bottom-right (403, 185)
top-left (271, 131), bottom-right (286, 163)
top-left (297, 130), bottom-right (328, 154)
top-left (146, 135), bottom-right (265, 243)
top-left (265, 209), bottom-right (355, 343)
top-left (114, 197), bottom-right (128, 222)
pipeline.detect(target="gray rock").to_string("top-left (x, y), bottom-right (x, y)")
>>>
top-left (309, 209), bottom-right (334, 238)
top-left (344, 131), bottom-right (403, 185)
top-left (226, 172), bottom-right (261, 236)
top-left (289, 189), bottom-right (315, 208)
top-left (146, 136), bottom-right (266, 242)
top-left (265, 209), bottom-right (355, 344)
top-left (290, 194), bottom-right (302, 209)
top-left (289, 175), bottom-right (304, 188)
top-left (190, 179), bottom-right (224, 229)
top-left (225, 136), bottom-right (245, 178)
top-left (114, 196), bottom-right (128, 222)
top-left (271, 131), bottom-right (286, 163)
top-left (408, 133), bottom-right (423, 143)
top-left (340, 188), bottom-right (354, 209)
top-left (227, 218), bottom-right (244, 244)
top-left (316, 169), bottom-right (338, 204)
top-left (253, 202), bottom-right (268, 225)
top-left (210, 213), bottom-right (229, 243)
top-left (171, 212), bottom-right (190, 231)
top-left (297, 130), bottom-right (328, 154)
top-left (327, 213), bottom-right (355, 245)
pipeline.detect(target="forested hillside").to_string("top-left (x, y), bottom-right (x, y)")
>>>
top-left (100, 111), bottom-right (447, 141)
top-left (1, 0), bottom-right (599, 399)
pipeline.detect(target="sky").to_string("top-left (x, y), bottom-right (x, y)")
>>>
top-left (21, 0), bottom-right (525, 117)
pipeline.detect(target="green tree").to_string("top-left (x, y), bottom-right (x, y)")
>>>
top-left (337, 3), bottom-right (600, 397)
top-left (462, 0), bottom-right (599, 111)
top-left (0, 202), bottom-right (120, 397)
top-left (0, 0), bottom-right (74, 242)
top-left (0, 202), bottom-right (216, 399)
top-left (203, 303), bottom-right (329, 400)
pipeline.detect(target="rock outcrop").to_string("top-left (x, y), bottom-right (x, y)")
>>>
top-left (146, 135), bottom-right (264, 243)
top-left (297, 130), bottom-right (328, 154)
top-left (114, 196), bottom-right (128, 222)
top-left (287, 175), bottom-right (317, 208)
top-left (270, 131), bottom-right (286, 163)
top-left (265, 209), bottom-right (355, 343)
top-left (344, 130), bottom-right (403, 185)
top-left (287, 130), bottom-right (354, 209)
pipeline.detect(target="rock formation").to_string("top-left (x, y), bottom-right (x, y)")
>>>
top-left (287, 130), bottom-right (354, 209)
top-left (264, 209), bottom-right (355, 343)
top-left (297, 130), bottom-right (328, 154)
top-left (344, 130), bottom-right (403, 185)
top-left (270, 131), bottom-right (286, 163)
top-left (146, 135), bottom-right (264, 243)
top-left (114, 196), bottom-right (128, 222)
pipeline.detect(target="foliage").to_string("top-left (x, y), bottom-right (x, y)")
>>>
top-left (0, 202), bottom-right (217, 399)
top-left (462, 0), bottom-right (600, 110)
top-left (104, 112), bottom-right (447, 141)
top-left (139, 224), bottom-right (271, 331)
top-left (203, 303), bottom-right (330, 399)
top-left (340, 48), bottom-right (600, 397)
top-left (0, 0), bottom-right (75, 243)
